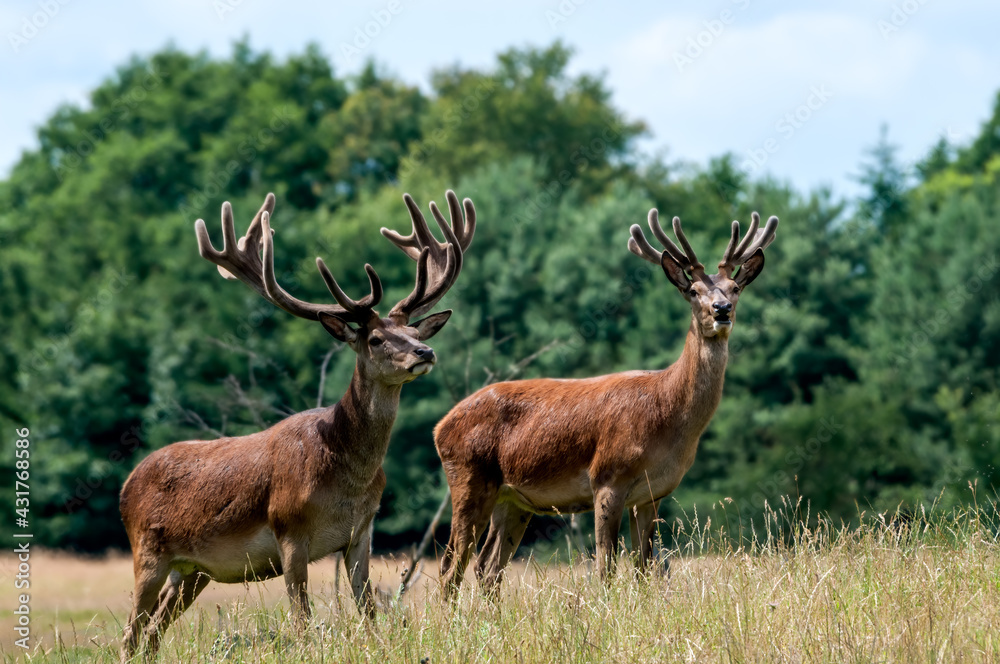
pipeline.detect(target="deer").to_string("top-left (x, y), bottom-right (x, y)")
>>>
top-left (119, 190), bottom-right (475, 662)
top-left (434, 209), bottom-right (777, 598)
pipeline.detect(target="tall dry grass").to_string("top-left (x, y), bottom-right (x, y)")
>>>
top-left (5, 494), bottom-right (1000, 663)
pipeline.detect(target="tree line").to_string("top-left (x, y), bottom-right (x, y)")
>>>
top-left (1, 41), bottom-right (997, 552)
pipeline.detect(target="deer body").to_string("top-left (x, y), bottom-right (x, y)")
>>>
top-left (440, 334), bottom-right (726, 514)
top-left (437, 210), bottom-right (777, 597)
top-left (121, 372), bottom-right (398, 585)
top-left (120, 192), bottom-right (475, 662)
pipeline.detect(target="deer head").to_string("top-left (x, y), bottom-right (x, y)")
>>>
top-left (629, 210), bottom-right (778, 339)
top-left (194, 191), bottom-right (475, 385)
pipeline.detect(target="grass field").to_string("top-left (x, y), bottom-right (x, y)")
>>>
top-left (3, 497), bottom-right (999, 663)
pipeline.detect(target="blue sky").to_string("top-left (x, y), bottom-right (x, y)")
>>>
top-left (4, 0), bottom-right (1000, 199)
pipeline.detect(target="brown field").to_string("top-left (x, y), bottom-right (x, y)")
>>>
top-left (2, 502), bottom-right (1000, 663)
top-left (0, 550), bottom-right (436, 653)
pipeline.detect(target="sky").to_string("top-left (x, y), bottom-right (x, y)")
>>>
top-left (3, 0), bottom-right (1000, 200)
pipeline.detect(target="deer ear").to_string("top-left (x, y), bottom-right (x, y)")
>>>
top-left (734, 248), bottom-right (766, 289)
top-left (661, 251), bottom-right (692, 293)
top-left (318, 313), bottom-right (358, 344)
top-left (411, 310), bottom-right (452, 340)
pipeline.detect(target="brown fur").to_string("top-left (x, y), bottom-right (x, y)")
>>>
top-left (119, 191), bottom-right (472, 662)
top-left (434, 215), bottom-right (775, 597)
top-left (119, 313), bottom-right (450, 661)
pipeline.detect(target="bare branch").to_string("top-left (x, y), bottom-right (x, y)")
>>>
top-left (178, 406), bottom-right (224, 439)
top-left (398, 488), bottom-right (451, 597)
top-left (224, 375), bottom-right (266, 430)
top-left (316, 347), bottom-right (337, 409)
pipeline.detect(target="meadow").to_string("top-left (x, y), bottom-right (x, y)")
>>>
top-left (3, 497), bottom-right (999, 663)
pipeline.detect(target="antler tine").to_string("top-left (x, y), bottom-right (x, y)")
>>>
top-left (732, 212), bottom-right (761, 262)
top-left (390, 244), bottom-right (458, 321)
top-left (629, 209), bottom-right (705, 274)
top-left (719, 212), bottom-right (779, 276)
top-left (430, 190), bottom-right (476, 252)
top-left (411, 244), bottom-right (457, 318)
top-left (721, 220), bottom-right (741, 265)
top-left (671, 216), bottom-right (704, 274)
top-left (388, 249), bottom-right (430, 319)
top-left (194, 195), bottom-right (276, 299)
top-left (259, 212), bottom-right (380, 324)
top-left (739, 215), bottom-right (779, 260)
top-left (380, 194), bottom-right (435, 261)
top-left (648, 210), bottom-right (689, 266)
top-left (383, 192), bottom-right (473, 322)
top-left (628, 224), bottom-right (663, 265)
top-left (195, 195), bottom-right (380, 324)
top-left (316, 260), bottom-right (383, 312)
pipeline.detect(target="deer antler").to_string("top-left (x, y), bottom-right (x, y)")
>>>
top-left (194, 194), bottom-right (382, 325)
top-left (628, 209), bottom-right (705, 276)
top-left (381, 191), bottom-right (475, 321)
top-left (717, 211), bottom-right (779, 277)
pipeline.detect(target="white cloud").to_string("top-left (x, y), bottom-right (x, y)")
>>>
top-left (2, 0), bottom-right (999, 198)
top-left (604, 7), bottom-right (997, 195)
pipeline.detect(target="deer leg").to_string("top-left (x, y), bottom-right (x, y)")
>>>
top-left (120, 554), bottom-right (170, 663)
top-left (593, 486), bottom-right (627, 581)
top-left (143, 571), bottom-right (210, 659)
top-left (343, 520), bottom-right (375, 620)
top-left (474, 502), bottom-right (532, 597)
top-left (629, 500), bottom-right (661, 571)
top-left (440, 481), bottom-right (497, 600)
top-left (278, 535), bottom-right (311, 626)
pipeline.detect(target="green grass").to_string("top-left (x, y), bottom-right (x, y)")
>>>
top-left (9, 495), bottom-right (1000, 663)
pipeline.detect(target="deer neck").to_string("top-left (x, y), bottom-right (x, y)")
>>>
top-left (663, 320), bottom-right (729, 435)
top-left (323, 363), bottom-right (402, 469)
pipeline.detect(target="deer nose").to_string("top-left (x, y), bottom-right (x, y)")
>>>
top-left (414, 347), bottom-right (435, 362)
top-left (713, 301), bottom-right (733, 314)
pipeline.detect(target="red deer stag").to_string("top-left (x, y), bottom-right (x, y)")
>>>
top-left (119, 191), bottom-right (475, 661)
top-left (435, 210), bottom-right (777, 597)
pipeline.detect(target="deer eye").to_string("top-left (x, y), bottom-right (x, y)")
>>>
top-left (368, 336), bottom-right (383, 347)
top-left (687, 288), bottom-right (697, 297)
top-left (732, 285), bottom-right (741, 294)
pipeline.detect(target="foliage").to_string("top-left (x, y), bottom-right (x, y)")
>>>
top-left (0, 40), bottom-right (998, 552)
